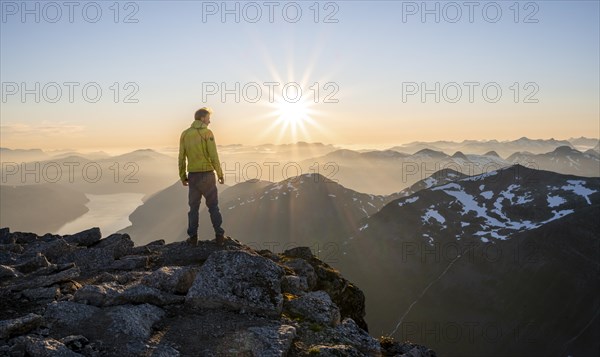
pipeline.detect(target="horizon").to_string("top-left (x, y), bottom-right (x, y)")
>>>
top-left (2, 135), bottom-right (599, 156)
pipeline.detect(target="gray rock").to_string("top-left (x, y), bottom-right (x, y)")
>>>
top-left (281, 275), bottom-right (309, 295)
top-left (43, 301), bottom-right (99, 330)
top-left (11, 232), bottom-right (38, 245)
top-left (21, 286), bottom-right (59, 301)
top-left (109, 256), bottom-right (149, 271)
top-left (105, 303), bottom-right (165, 339)
top-left (9, 266), bottom-right (80, 292)
top-left (13, 254), bottom-right (50, 274)
top-left (44, 302), bottom-right (164, 355)
top-left (0, 313), bottom-right (42, 340)
top-left (63, 228), bottom-right (101, 247)
top-left (186, 250), bottom-right (284, 317)
top-left (25, 239), bottom-right (78, 262)
top-left (284, 290), bottom-right (340, 327)
top-left (57, 248), bottom-right (114, 271)
top-left (283, 258), bottom-right (318, 289)
top-left (10, 335), bottom-right (82, 356)
top-left (74, 283), bottom-right (184, 307)
top-left (0, 264), bottom-right (20, 280)
top-left (73, 284), bottom-right (118, 306)
top-left (92, 233), bottom-right (133, 259)
top-left (221, 323), bottom-right (296, 357)
top-left (151, 242), bottom-right (217, 267)
top-left (141, 266), bottom-right (197, 294)
top-left (113, 284), bottom-right (185, 306)
top-left (333, 318), bottom-right (381, 355)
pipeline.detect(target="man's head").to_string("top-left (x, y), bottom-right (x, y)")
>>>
top-left (195, 107), bottom-right (213, 125)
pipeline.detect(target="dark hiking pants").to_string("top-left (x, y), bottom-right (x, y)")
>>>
top-left (187, 171), bottom-right (225, 237)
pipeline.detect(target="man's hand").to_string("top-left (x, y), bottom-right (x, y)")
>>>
top-left (218, 177), bottom-right (225, 184)
top-left (182, 179), bottom-right (189, 186)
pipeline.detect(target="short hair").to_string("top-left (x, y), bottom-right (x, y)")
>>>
top-left (195, 107), bottom-right (213, 120)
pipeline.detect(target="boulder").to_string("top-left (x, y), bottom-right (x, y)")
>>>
top-left (74, 283), bottom-right (184, 307)
top-left (9, 266), bottom-right (80, 292)
top-left (281, 275), bottom-right (309, 295)
top-left (43, 301), bottom-right (99, 330)
top-left (91, 233), bottom-right (134, 259)
top-left (57, 248), bottom-right (114, 272)
top-left (9, 335), bottom-right (82, 356)
top-left (282, 258), bottom-right (318, 290)
top-left (222, 323), bottom-right (296, 356)
top-left (0, 313), bottom-right (43, 340)
top-left (63, 227), bottom-right (101, 247)
top-left (141, 266), bottom-right (197, 294)
top-left (21, 286), bottom-right (59, 301)
top-left (284, 291), bottom-right (341, 327)
top-left (186, 250), bottom-right (284, 317)
top-left (13, 254), bottom-right (50, 274)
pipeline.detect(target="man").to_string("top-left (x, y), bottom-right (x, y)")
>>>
top-left (179, 107), bottom-right (226, 246)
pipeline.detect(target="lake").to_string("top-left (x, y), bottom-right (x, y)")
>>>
top-left (56, 193), bottom-right (145, 237)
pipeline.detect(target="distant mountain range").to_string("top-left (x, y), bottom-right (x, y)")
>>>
top-left (389, 137), bottom-right (599, 157)
top-left (333, 165), bottom-right (600, 356)
top-left (299, 145), bottom-right (598, 195)
top-left (0, 149), bottom-right (177, 195)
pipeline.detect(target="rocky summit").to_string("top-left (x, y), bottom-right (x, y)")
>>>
top-left (0, 227), bottom-right (435, 357)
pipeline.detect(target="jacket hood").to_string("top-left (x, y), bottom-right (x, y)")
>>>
top-left (191, 120), bottom-right (208, 129)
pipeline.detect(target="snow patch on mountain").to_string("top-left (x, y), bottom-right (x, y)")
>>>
top-left (547, 195), bottom-right (566, 208)
top-left (398, 196), bottom-right (419, 207)
top-left (422, 208), bottom-right (446, 226)
top-left (561, 180), bottom-right (597, 204)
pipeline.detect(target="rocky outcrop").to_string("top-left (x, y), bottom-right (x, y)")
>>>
top-left (0, 227), bottom-right (435, 356)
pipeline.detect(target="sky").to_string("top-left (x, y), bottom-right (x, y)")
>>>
top-left (1, 0), bottom-right (599, 152)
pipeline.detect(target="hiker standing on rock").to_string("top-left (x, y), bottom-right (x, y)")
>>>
top-left (178, 107), bottom-right (226, 246)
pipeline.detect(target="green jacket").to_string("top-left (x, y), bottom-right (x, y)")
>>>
top-left (178, 120), bottom-right (223, 181)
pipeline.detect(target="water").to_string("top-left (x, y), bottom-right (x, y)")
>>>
top-left (56, 193), bottom-right (145, 237)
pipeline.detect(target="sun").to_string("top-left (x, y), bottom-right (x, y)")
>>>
top-left (259, 92), bottom-right (321, 143)
top-left (274, 98), bottom-right (310, 126)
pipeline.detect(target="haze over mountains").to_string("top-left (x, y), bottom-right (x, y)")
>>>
top-left (1, 137), bottom-right (599, 356)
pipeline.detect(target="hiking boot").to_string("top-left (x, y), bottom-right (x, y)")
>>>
top-left (186, 235), bottom-right (198, 246)
top-left (215, 234), bottom-right (226, 246)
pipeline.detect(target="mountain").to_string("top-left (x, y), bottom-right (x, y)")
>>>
top-left (0, 184), bottom-right (89, 234)
top-left (0, 149), bottom-right (178, 195)
top-left (120, 174), bottom-right (394, 247)
top-left (568, 136), bottom-right (599, 150)
top-left (508, 145), bottom-right (600, 177)
top-left (0, 227), bottom-right (434, 356)
top-left (0, 148), bottom-right (50, 163)
top-left (390, 138), bottom-right (574, 158)
top-left (333, 165), bottom-right (600, 356)
top-left (299, 149), bottom-right (511, 195)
